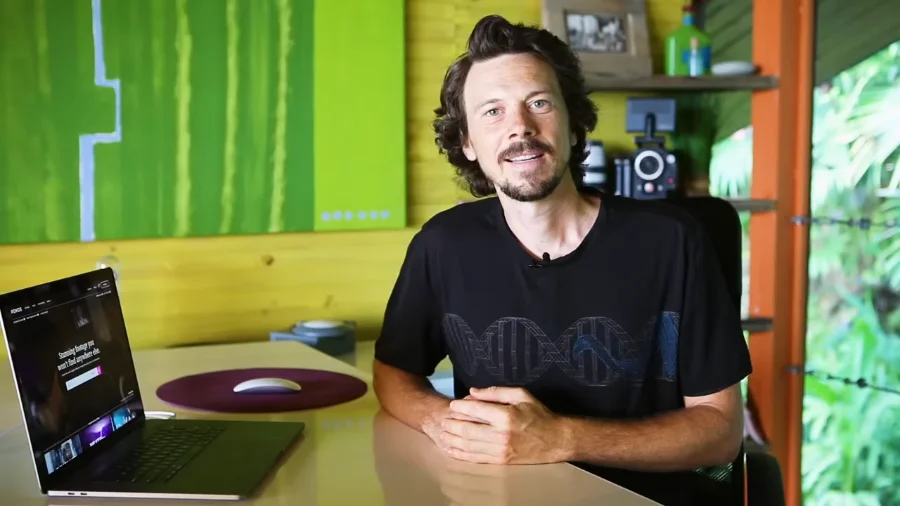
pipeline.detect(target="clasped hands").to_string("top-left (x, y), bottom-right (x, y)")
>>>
top-left (432, 386), bottom-right (571, 465)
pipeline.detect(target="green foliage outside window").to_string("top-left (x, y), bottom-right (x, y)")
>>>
top-left (709, 42), bottom-right (900, 506)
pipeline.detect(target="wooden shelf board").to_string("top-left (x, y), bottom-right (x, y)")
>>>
top-left (742, 317), bottom-right (774, 333)
top-left (725, 198), bottom-right (777, 213)
top-left (585, 74), bottom-right (779, 92)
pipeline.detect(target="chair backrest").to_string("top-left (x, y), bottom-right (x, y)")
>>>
top-left (665, 195), bottom-right (746, 506)
top-left (665, 196), bottom-right (743, 309)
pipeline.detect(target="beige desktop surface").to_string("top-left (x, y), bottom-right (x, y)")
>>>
top-left (0, 341), bottom-right (659, 505)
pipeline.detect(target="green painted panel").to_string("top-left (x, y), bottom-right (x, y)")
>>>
top-left (0, 0), bottom-right (405, 245)
top-left (313, 0), bottom-right (406, 231)
top-left (0, 0), bottom-right (91, 244)
top-left (283, 0), bottom-right (315, 234)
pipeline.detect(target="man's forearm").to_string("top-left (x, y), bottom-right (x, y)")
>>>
top-left (372, 359), bottom-right (451, 435)
top-left (557, 405), bottom-right (742, 472)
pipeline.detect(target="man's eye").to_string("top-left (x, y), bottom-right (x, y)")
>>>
top-left (532, 99), bottom-right (549, 108)
top-left (484, 108), bottom-right (500, 117)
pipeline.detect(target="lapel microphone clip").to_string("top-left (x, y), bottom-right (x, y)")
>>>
top-left (529, 252), bottom-right (551, 268)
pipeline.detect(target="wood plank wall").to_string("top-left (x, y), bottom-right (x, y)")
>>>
top-left (0, 0), bottom-right (682, 349)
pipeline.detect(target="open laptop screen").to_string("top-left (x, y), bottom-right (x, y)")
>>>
top-left (0, 268), bottom-right (144, 480)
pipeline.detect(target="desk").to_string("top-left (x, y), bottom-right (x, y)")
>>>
top-left (0, 341), bottom-right (659, 505)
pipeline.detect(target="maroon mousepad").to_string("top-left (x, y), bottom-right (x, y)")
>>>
top-left (155, 368), bottom-right (368, 413)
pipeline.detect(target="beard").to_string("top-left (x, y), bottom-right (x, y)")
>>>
top-left (495, 169), bottom-right (565, 202)
top-left (493, 137), bottom-right (567, 202)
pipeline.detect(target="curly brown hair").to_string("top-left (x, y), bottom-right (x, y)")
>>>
top-left (433, 15), bottom-right (598, 198)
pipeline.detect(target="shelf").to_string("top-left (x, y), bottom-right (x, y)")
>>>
top-left (725, 198), bottom-right (777, 213)
top-left (742, 317), bottom-right (774, 333)
top-left (584, 74), bottom-right (779, 93)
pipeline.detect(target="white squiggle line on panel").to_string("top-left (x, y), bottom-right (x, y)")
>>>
top-left (79, 0), bottom-right (121, 242)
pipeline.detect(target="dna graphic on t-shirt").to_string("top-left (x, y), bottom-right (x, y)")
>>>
top-left (440, 312), bottom-right (679, 387)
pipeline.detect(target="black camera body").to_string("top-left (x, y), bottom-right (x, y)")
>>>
top-left (629, 145), bottom-right (678, 199)
top-left (616, 98), bottom-right (680, 200)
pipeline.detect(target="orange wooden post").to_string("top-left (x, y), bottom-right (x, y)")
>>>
top-left (748, 0), bottom-right (815, 504)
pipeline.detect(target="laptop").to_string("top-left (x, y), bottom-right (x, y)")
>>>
top-left (0, 267), bottom-right (305, 500)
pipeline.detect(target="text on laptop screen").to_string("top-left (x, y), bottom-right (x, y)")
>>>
top-left (0, 269), bottom-right (144, 476)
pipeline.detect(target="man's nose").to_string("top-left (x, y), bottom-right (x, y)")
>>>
top-left (507, 104), bottom-right (536, 139)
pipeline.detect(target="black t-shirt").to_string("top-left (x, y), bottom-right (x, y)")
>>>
top-left (374, 191), bottom-right (752, 505)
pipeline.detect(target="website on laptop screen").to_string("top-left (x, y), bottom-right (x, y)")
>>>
top-left (1, 270), bottom-right (144, 477)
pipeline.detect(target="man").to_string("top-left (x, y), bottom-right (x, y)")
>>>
top-left (373, 14), bottom-right (752, 505)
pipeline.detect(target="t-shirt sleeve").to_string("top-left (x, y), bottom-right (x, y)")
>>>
top-left (374, 230), bottom-right (447, 377)
top-left (678, 226), bottom-right (753, 398)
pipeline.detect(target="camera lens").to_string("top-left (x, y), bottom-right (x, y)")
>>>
top-left (640, 157), bottom-right (659, 173)
top-left (633, 150), bottom-right (665, 181)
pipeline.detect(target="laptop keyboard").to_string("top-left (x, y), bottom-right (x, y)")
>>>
top-left (99, 424), bottom-right (225, 484)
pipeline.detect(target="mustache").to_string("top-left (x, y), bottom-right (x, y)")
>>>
top-left (498, 138), bottom-right (553, 162)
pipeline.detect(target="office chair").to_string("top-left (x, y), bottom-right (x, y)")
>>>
top-left (665, 195), bottom-right (786, 506)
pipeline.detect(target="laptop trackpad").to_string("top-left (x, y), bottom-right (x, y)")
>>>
top-left (70, 420), bottom-right (302, 497)
top-left (165, 422), bottom-right (299, 494)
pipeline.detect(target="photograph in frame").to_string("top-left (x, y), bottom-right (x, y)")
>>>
top-left (543, 0), bottom-right (653, 79)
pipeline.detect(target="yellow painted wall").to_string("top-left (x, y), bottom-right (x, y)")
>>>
top-left (0, 0), bottom-right (683, 349)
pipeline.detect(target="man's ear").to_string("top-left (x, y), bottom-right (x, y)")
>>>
top-left (570, 130), bottom-right (577, 147)
top-left (462, 136), bottom-right (477, 161)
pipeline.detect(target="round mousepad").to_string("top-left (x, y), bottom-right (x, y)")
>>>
top-left (155, 368), bottom-right (368, 413)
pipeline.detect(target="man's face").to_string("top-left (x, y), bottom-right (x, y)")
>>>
top-left (461, 53), bottom-right (575, 202)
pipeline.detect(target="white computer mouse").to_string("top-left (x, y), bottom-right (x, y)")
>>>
top-left (232, 377), bottom-right (302, 394)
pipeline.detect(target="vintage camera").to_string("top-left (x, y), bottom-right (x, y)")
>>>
top-left (614, 98), bottom-right (679, 200)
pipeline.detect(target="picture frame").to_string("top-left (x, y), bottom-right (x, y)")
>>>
top-left (542, 0), bottom-right (653, 79)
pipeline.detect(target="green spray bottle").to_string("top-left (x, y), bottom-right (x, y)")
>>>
top-left (665, 4), bottom-right (711, 76)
